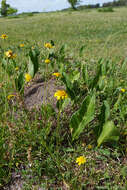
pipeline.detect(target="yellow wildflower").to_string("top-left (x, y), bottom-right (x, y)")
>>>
top-left (25, 73), bottom-right (32, 82)
top-left (7, 94), bottom-right (15, 100)
top-left (52, 72), bottom-right (61, 77)
top-left (15, 67), bottom-right (19, 71)
top-left (88, 144), bottom-right (92, 149)
top-left (5, 50), bottom-right (13, 58)
top-left (121, 88), bottom-right (126, 93)
top-left (54, 90), bottom-right (68, 100)
top-left (44, 43), bottom-right (53, 49)
top-left (20, 44), bottom-right (24, 47)
top-left (5, 50), bottom-right (16, 59)
top-left (76, 156), bottom-right (86, 166)
top-left (45, 59), bottom-right (51, 64)
top-left (1, 34), bottom-right (8, 39)
top-left (12, 54), bottom-right (17, 59)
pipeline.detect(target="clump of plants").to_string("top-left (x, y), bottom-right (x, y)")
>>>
top-left (0, 34), bottom-right (127, 189)
top-left (98, 7), bottom-right (114, 12)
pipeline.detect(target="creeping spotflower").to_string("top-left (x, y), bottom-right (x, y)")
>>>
top-left (52, 72), bottom-right (61, 77)
top-left (20, 44), bottom-right (24, 48)
top-left (76, 156), bottom-right (86, 166)
top-left (54, 90), bottom-right (68, 100)
top-left (45, 59), bottom-right (51, 64)
top-left (44, 43), bottom-right (53, 49)
top-left (121, 88), bottom-right (126, 93)
top-left (1, 34), bottom-right (8, 39)
top-left (25, 73), bottom-right (32, 82)
top-left (7, 94), bottom-right (16, 100)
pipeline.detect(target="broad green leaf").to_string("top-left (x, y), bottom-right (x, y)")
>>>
top-left (70, 93), bottom-right (96, 141)
top-left (95, 100), bottom-right (110, 137)
top-left (89, 61), bottom-right (102, 89)
top-left (28, 48), bottom-right (39, 77)
top-left (28, 57), bottom-right (34, 77)
top-left (98, 76), bottom-right (107, 90)
top-left (71, 72), bottom-right (80, 83)
top-left (101, 100), bottom-right (110, 124)
top-left (89, 58), bottom-right (109, 90)
top-left (79, 45), bottom-right (86, 56)
top-left (62, 72), bottom-right (75, 100)
top-left (97, 121), bottom-right (119, 147)
top-left (82, 64), bottom-right (89, 85)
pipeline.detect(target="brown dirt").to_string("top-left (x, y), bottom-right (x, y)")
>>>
top-left (24, 76), bottom-right (64, 111)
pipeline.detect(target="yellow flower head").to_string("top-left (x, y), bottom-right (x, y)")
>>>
top-left (88, 144), bottom-right (92, 149)
top-left (54, 90), bottom-right (68, 100)
top-left (5, 50), bottom-right (13, 58)
top-left (15, 67), bottom-right (19, 71)
top-left (5, 50), bottom-right (16, 59)
top-left (76, 156), bottom-right (86, 166)
top-left (52, 72), bottom-right (61, 77)
top-left (44, 43), bottom-right (53, 49)
top-left (20, 44), bottom-right (24, 48)
top-left (1, 34), bottom-right (8, 39)
top-left (45, 59), bottom-right (51, 64)
top-left (25, 73), bottom-right (32, 82)
top-left (7, 94), bottom-right (15, 100)
top-left (121, 88), bottom-right (126, 93)
top-left (12, 54), bottom-right (17, 59)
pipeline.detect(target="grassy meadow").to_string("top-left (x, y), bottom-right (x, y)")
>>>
top-left (0, 7), bottom-right (127, 189)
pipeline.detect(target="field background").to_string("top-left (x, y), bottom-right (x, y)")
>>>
top-left (1, 7), bottom-right (127, 60)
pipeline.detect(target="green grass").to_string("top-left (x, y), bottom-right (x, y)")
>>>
top-left (0, 7), bottom-right (127, 189)
top-left (0, 7), bottom-right (127, 60)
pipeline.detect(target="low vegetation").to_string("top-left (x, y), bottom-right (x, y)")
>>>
top-left (0, 7), bottom-right (127, 189)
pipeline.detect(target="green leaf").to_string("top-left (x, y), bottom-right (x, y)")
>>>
top-left (70, 93), bottom-right (96, 141)
top-left (98, 76), bottom-right (106, 90)
top-left (89, 58), bottom-right (109, 90)
top-left (28, 48), bottom-right (39, 77)
top-left (61, 72), bottom-right (75, 100)
top-left (59, 44), bottom-right (67, 54)
top-left (15, 72), bottom-right (24, 93)
top-left (95, 100), bottom-right (110, 137)
top-left (89, 61), bottom-right (102, 89)
top-left (79, 45), bottom-right (86, 56)
top-left (97, 121), bottom-right (119, 147)
top-left (113, 94), bottom-right (122, 111)
top-left (82, 64), bottom-right (89, 85)
top-left (71, 72), bottom-right (80, 83)
top-left (28, 57), bottom-right (34, 77)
